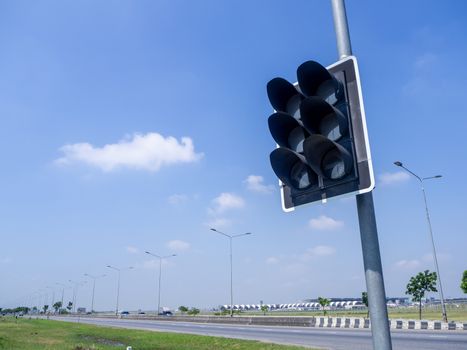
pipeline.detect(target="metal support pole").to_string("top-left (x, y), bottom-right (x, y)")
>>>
top-left (331, 0), bottom-right (352, 59)
top-left (210, 229), bottom-right (251, 318)
top-left (116, 270), bottom-right (121, 316)
top-left (158, 257), bottom-right (162, 315)
top-left (421, 186), bottom-right (448, 322)
top-left (357, 193), bottom-right (392, 350)
top-left (331, 1), bottom-right (392, 349)
top-left (91, 279), bottom-right (96, 313)
top-left (229, 237), bottom-right (234, 317)
top-left (393, 162), bottom-right (448, 321)
top-left (72, 286), bottom-right (76, 312)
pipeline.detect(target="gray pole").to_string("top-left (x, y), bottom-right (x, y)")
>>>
top-left (331, 0), bottom-right (352, 59)
top-left (74, 285), bottom-right (79, 312)
top-left (91, 278), bottom-right (96, 313)
top-left (420, 185), bottom-right (448, 322)
top-left (331, 1), bottom-right (392, 349)
top-left (210, 229), bottom-right (251, 318)
top-left (145, 252), bottom-right (175, 315)
top-left (158, 257), bottom-right (162, 315)
top-left (107, 265), bottom-right (132, 316)
top-left (394, 163), bottom-right (448, 322)
top-left (70, 283), bottom-right (76, 313)
top-left (229, 237), bottom-right (234, 317)
top-left (116, 270), bottom-right (121, 316)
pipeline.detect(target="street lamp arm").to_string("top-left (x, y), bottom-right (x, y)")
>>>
top-left (162, 254), bottom-right (177, 258)
top-left (210, 228), bottom-right (231, 238)
top-left (146, 251), bottom-right (161, 259)
top-left (394, 161), bottom-right (422, 182)
top-left (422, 175), bottom-right (442, 181)
top-left (232, 232), bottom-right (252, 239)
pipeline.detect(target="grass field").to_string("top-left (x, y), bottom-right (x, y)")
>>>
top-left (216, 305), bottom-right (467, 322)
top-left (0, 317), bottom-right (312, 350)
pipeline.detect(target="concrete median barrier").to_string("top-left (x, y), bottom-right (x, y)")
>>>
top-left (65, 314), bottom-right (466, 330)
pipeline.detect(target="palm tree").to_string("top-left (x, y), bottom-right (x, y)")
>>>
top-left (318, 297), bottom-right (330, 316)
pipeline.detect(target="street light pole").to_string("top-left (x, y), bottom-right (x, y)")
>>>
top-left (68, 280), bottom-right (86, 313)
top-left (145, 251), bottom-right (176, 315)
top-left (68, 281), bottom-right (76, 313)
top-left (56, 283), bottom-right (66, 307)
top-left (84, 273), bottom-right (106, 313)
top-left (210, 228), bottom-right (252, 317)
top-left (394, 161), bottom-right (447, 322)
top-left (107, 265), bottom-right (133, 316)
top-left (46, 286), bottom-right (55, 309)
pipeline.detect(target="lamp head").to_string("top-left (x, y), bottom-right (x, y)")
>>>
top-left (393, 161), bottom-right (403, 167)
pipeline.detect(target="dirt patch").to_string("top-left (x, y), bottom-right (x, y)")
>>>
top-left (78, 335), bottom-right (125, 346)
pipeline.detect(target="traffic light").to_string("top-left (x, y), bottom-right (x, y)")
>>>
top-left (267, 56), bottom-right (374, 211)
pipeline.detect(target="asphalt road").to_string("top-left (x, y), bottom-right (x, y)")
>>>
top-left (51, 316), bottom-right (467, 350)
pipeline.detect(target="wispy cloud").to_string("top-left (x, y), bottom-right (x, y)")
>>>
top-left (126, 246), bottom-right (139, 254)
top-left (266, 256), bottom-right (280, 264)
top-left (378, 171), bottom-right (410, 186)
top-left (209, 192), bottom-right (245, 214)
top-left (244, 175), bottom-right (274, 194)
top-left (0, 257), bottom-right (12, 264)
top-left (301, 245), bottom-right (336, 261)
top-left (55, 132), bottom-right (203, 172)
top-left (414, 53), bottom-right (438, 70)
top-left (141, 258), bottom-right (171, 270)
top-left (394, 259), bottom-right (421, 270)
top-left (204, 217), bottom-right (232, 229)
top-left (403, 52), bottom-right (439, 96)
top-left (167, 240), bottom-right (190, 252)
top-left (422, 252), bottom-right (450, 263)
top-left (168, 194), bottom-right (189, 205)
top-left (309, 215), bottom-right (344, 231)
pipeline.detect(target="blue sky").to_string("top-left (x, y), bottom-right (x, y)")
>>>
top-left (1, 0), bottom-right (467, 311)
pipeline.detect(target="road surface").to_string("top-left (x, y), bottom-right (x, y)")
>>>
top-left (51, 316), bottom-right (467, 350)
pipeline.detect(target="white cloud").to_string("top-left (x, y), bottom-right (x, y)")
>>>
top-left (209, 192), bottom-right (245, 214)
top-left (244, 175), bottom-right (274, 194)
top-left (204, 217), bottom-right (232, 229)
top-left (394, 259), bottom-right (421, 270)
top-left (266, 256), bottom-right (279, 264)
top-left (378, 171), bottom-right (410, 186)
top-left (142, 258), bottom-right (170, 270)
top-left (167, 240), bottom-right (190, 252)
top-left (301, 245), bottom-right (336, 261)
top-left (168, 194), bottom-right (189, 205)
top-left (414, 53), bottom-right (437, 70)
top-left (126, 246), bottom-right (139, 254)
top-left (422, 252), bottom-right (450, 263)
top-left (0, 257), bottom-right (12, 264)
top-left (309, 215), bottom-right (344, 231)
top-left (402, 53), bottom-right (440, 96)
top-left (142, 259), bottom-right (158, 269)
top-left (55, 132), bottom-right (203, 172)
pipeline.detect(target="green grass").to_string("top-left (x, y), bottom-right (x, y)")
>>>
top-left (206, 305), bottom-right (467, 322)
top-left (0, 317), bottom-right (312, 350)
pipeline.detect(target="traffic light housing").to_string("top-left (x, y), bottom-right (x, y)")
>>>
top-left (267, 56), bottom-right (374, 211)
